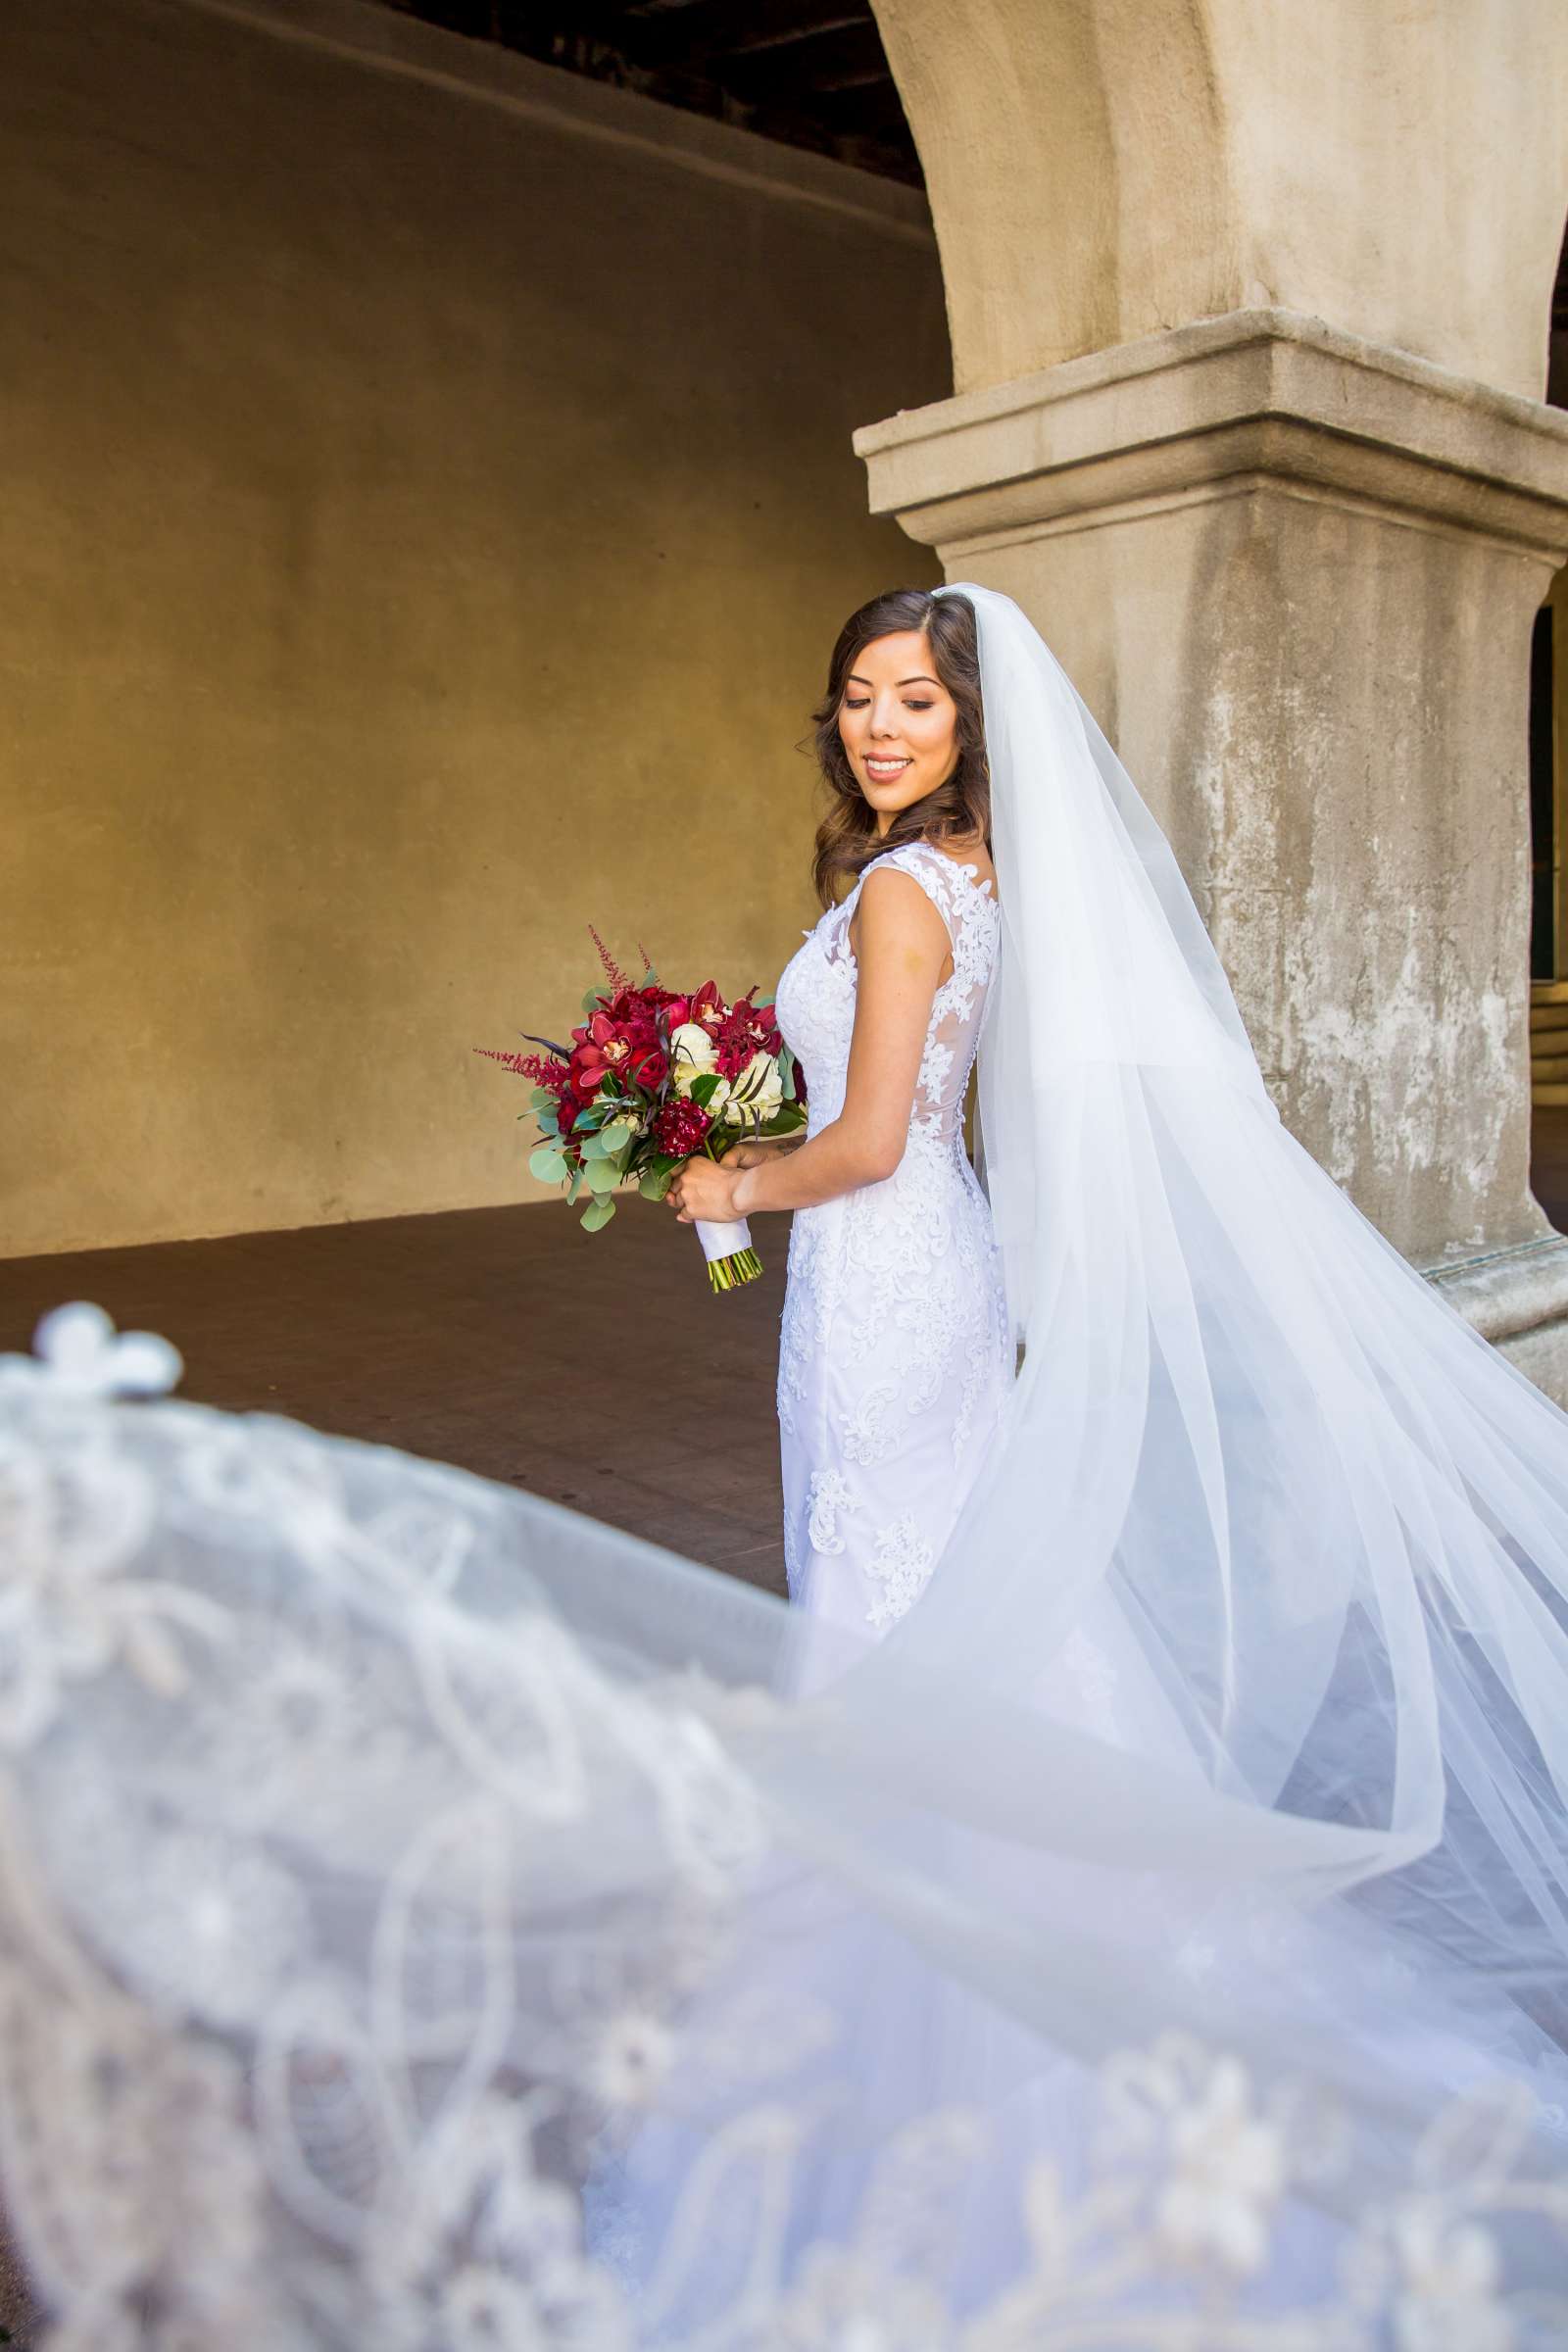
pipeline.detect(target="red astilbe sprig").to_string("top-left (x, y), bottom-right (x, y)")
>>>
top-left (472, 1045), bottom-right (567, 1088)
top-left (587, 921), bottom-right (632, 995)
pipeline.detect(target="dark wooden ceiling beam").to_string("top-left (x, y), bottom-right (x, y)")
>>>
top-left (374, 0), bottom-right (923, 187)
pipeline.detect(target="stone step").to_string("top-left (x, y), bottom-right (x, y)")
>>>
top-left (1535, 1082), bottom-right (1568, 1106)
top-left (1531, 1004), bottom-right (1568, 1033)
top-left (1533, 1053), bottom-right (1568, 1083)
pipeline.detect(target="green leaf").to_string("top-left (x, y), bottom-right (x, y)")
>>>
top-left (779, 1049), bottom-right (798, 1102)
top-left (528, 1144), bottom-right (568, 1184)
top-left (581, 988), bottom-right (607, 1016)
top-left (638, 1169), bottom-right (670, 1200)
top-left (580, 1194), bottom-right (616, 1233)
top-left (689, 1072), bottom-right (720, 1109)
top-left (585, 1153), bottom-right (618, 1195)
top-left (566, 1163), bottom-right (584, 1203)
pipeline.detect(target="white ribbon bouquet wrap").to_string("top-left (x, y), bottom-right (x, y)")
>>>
top-left (693, 1210), bottom-right (756, 1277)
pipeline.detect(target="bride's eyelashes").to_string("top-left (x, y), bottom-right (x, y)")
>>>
top-left (842, 697), bottom-right (934, 710)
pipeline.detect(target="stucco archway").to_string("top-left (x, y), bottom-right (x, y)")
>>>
top-left (857, 0), bottom-right (1568, 1399)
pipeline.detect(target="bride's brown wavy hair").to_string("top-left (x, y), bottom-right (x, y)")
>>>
top-left (803, 586), bottom-right (990, 909)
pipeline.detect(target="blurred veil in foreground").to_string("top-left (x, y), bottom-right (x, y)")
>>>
top-left (2, 1290), bottom-right (1567, 2347)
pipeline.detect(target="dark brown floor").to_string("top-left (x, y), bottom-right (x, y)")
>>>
top-left (1535, 1103), bottom-right (1568, 1233)
top-left (5, 1110), bottom-right (1566, 1615)
top-left (0, 1194), bottom-right (792, 1597)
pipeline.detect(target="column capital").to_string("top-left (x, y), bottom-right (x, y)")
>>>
top-left (855, 308), bottom-right (1568, 564)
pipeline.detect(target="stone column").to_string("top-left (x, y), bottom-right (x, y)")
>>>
top-left (861, 1), bottom-right (1568, 1400)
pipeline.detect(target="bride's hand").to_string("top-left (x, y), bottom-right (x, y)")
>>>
top-left (667, 1154), bottom-right (746, 1224)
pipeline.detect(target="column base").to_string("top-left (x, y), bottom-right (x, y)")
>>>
top-left (1421, 1233), bottom-right (1568, 1408)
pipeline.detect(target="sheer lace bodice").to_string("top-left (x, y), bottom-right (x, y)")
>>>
top-left (770, 838), bottom-right (1012, 1639)
top-left (777, 838), bottom-right (999, 1152)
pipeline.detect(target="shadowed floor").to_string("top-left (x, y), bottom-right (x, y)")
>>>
top-left (3, 1111), bottom-right (1566, 1617)
top-left (0, 1194), bottom-right (792, 1597)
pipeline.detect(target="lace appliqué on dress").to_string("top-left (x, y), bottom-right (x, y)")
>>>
top-left (773, 841), bottom-right (1011, 1641)
top-left (865, 1513), bottom-right (938, 1634)
top-left (807, 1468), bottom-right (855, 1556)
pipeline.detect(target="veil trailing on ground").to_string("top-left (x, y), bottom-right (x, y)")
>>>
top-left (922, 581), bottom-right (1568, 1989)
top-left (4, 583), bottom-right (1568, 2343)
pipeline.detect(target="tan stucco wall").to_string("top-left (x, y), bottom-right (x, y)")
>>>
top-left (0, 0), bottom-right (947, 1256)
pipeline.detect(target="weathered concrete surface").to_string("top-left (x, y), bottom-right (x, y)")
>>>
top-left (872, 0), bottom-right (1568, 404)
top-left (0, 0), bottom-right (948, 1256)
top-left (855, 311), bottom-right (1568, 1396)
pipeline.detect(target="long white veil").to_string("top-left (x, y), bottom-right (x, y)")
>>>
top-left (913, 582), bottom-right (1568, 1992)
top-left (4, 582), bottom-right (1568, 2342)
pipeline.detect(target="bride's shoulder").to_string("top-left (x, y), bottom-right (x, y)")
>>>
top-left (907, 831), bottom-right (999, 901)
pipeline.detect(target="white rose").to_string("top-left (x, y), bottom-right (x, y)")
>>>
top-left (669, 1022), bottom-right (730, 1116)
top-left (721, 1049), bottom-right (784, 1127)
top-left (669, 1023), bottom-right (715, 1091)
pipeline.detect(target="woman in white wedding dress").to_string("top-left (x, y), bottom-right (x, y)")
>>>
top-left (668, 591), bottom-right (1012, 1641)
top-left (8, 581), bottom-right (1568, 2345)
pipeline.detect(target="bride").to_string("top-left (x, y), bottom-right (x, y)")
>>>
top-left (6, 581), bottom-right (1568, 2345)
top-left (668, 586), bottom-right (1010, 1640)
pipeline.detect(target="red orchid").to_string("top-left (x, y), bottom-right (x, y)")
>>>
top-left (688, 980), bottom-right (727, 1033)
top-left (569, 1009), bottom-right (640, 1097)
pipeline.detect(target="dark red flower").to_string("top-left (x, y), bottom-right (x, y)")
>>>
top-left (570, 1008), bottom-right (650, 1097)
top-left (653, 1098), bottom-right (712, 1155)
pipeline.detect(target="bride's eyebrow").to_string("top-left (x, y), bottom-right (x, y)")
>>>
top-left (847, 673), bottom-right (941, 688)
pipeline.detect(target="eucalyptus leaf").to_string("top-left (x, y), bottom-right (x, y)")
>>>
top-left (580, 1194), bottom-right (616, 1233)
top-left (528, 1144), bottom-right (568, 1184)
top-left (585, 1154), bottom-right (618, 1195)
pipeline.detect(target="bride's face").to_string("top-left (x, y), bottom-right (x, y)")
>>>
top-left (837, 629), bottom-right (959, 831)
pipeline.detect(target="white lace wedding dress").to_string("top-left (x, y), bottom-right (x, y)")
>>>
top-left (771, 838), bottom-right (1012, 1640)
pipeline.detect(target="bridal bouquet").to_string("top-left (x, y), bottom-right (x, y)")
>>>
top-left (476, 927), bottom-right (807, 1292)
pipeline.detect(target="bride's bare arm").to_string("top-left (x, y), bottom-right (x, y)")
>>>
top-left (667, 868), bottom-right (949, 1224)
